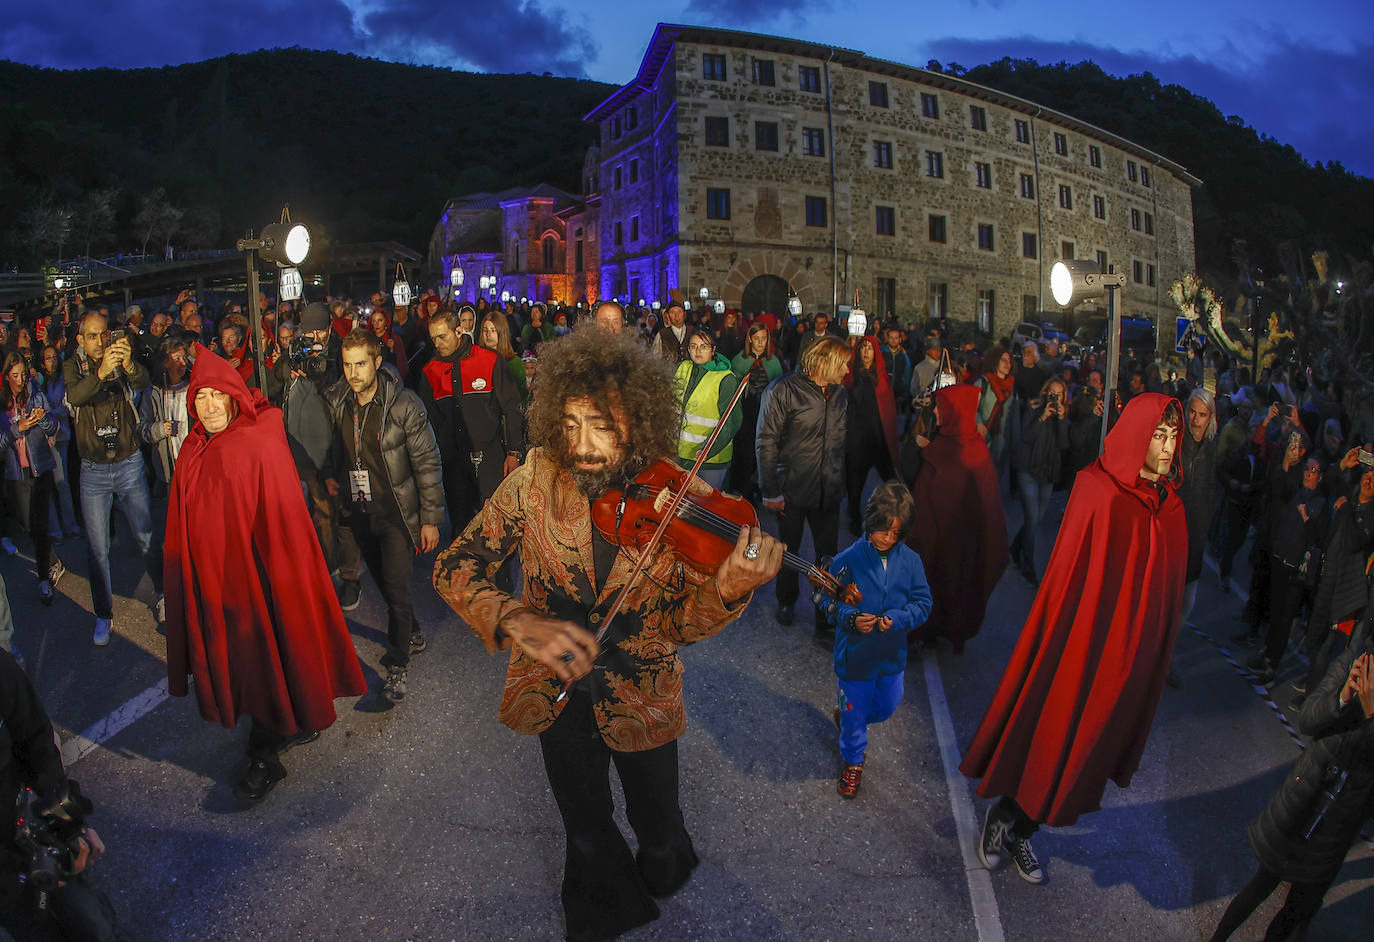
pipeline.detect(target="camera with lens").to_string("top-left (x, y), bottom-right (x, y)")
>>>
top-left (13, 781), bottom-right (92, 898)
top-left (287, 336), bottom-right (327, 373)
top-left (95, 423), bottom-right (120, 459)
top-left (1048, 392), bottom-right (1060, 405)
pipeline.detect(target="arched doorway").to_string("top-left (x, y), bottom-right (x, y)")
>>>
top-left (740, 274), bottom-right (790, 317)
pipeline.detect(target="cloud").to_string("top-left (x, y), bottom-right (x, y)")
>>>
top-left (0, 0), bottom-right (597, 77)
top-left (920, 33), bottom-right (1374, 177)
top-left (683, 0), bottom-right (823, 27)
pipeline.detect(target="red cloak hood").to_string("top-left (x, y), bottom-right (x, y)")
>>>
top-left (960, 391), bottom-right (1188, 826)
top-left (165, 344), bottom-right (365, 734)
top-left (906, 381), bottom-right (1009, 651)
top-left (845, 335), bottom-right (901, 469)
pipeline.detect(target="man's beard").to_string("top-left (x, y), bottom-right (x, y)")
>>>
top-left (566, 453), bottom-right (629, 498)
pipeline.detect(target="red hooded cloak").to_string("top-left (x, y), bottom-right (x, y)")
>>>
top-left (959, 392), bottom-right (1187, 826)
top-left (907, 384), bottom-right (1009, 652)
top-left (164, 345), bottom-right (365, 735)
top-left (845, 335), bottom-right (901, 470)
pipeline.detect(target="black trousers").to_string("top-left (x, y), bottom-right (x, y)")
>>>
top-left (992, 796), bottom-right (1040, 840)
top-left (1261, 564), bottom-right (1310, 666)
top-left (774, 501), bottom-right (840, 610)
top-left (350, 511), bottom-right (419, 669)
top-left (1, 874), bottom-right (134, 942)
top-left (4, 471), bottom-right (56, 578)
top-left (1209, 863), bottom-right (1335, 941)
top-left (845, 439), bottom-right (895, 530)
top-left (1217, 503), bottom-right (1252, 581)
top-left (538, 690), bottom-right (698, 942)
top-left (441, 444), bottom-right (504, 536)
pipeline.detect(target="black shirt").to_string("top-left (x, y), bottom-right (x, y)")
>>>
top-left (342, 395), bottom-right (403, 529)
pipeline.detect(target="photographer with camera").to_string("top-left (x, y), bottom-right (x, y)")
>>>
top-left (63, 313), bottom-right (163, 646)
top-left (1008, 377), bottom-right (1069, 587)
top-left (0, 649), bottom-right (132, 941)
top-left (1210, 639), bottom-right (1374, 940)
top-left (269, 302), bottom-right (364, 609)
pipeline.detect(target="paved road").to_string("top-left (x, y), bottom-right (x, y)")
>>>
top-left (7, 497), bottom-right (1371, 941)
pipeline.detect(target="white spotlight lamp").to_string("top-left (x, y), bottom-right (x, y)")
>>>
top-left (1050, 259), bottom-right (1127, 452)
top-left (258, 223), bottom-right (311, 266)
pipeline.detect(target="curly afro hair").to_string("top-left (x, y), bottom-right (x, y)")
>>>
top-left (526, 323), bottom-right (679, 472)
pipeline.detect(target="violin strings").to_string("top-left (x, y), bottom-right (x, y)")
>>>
top-left (674, 498), bottom-right (833, 585)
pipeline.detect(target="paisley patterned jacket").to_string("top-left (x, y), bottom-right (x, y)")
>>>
top-left (433, 446), bottom-right (748, 751)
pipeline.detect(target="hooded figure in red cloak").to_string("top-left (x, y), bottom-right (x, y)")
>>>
top-left (906, 383), bottom-right (1008, 652)
top-left (843, 335), bottom-right (901, 532)
top-left (164, 344), bottom-right (366, 802)
top-left (959, 392), bottom-right (1187, 884)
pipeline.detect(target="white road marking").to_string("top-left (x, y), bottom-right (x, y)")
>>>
top-left (923, 655), bottom-right (1006, 942)
top-left (61, 679), bottom-right (170, 768)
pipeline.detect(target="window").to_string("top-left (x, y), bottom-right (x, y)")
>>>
top-left (1141, 166), bottom-right (1152, 187)
top-left (969, 105), bottom-right (988, 131)
top-left (755, 121), bottom-right (779, 151)
top-left (869, 81), bottom-right (888, 107)
top-left (928, 214), bottom-right (947, 244)
top-left (977, 223), bottom-right (995, 251)
top-left (1133, 260), bottom-right (1144, 283)
top-left (1022, 233), bottom-right (1037, 258)
top-left (1147, 263), bottom-right (1156, 286)
top-left (611, 117), bottom-right (622, 140)
top-left (1014, 118), bottom-right (1030, 143)
top-left (921, 93), bottom-right (940, 118)
top-left (706, 188), bottom-right (731, 220)
top-left (799, 65), bottom-right (821, 93)
top-left (805, 196), bottom-right (827, 228)
top-left (1058, 184), bottom-right (1072, 210)
top-left (1023, 294), bottom-right (1038, 322)
top-left (705, 116), bottom-right (729, 147)
top-left (1061, 240), bottom-right (1075, 260)
top-left (631, 216), bottom-right (639, 241)
top-left (1127, 159), bottom-right (1138, 183)
top-left (876, 278), bottom-right (897, 317)
top-left (543, 236), bottom-right (556, 271)
top-left (1130, 208), bottom-right (1142, 231)
top-left (585, 174), bottom-right (595, 194)
top-left (929, 282), bottom-right (948, 318)
top-left (1084, 144), bottom-right (1099, 168)
top-left (575, 237), bottom-right (584, 273)
top-left (702, 53), bottom-right (726, 81)
top-left (1053, 132), bottom-right (1068, 156)
top-left (1096, 250), bottom-right (1108, 272)
top-left (1144, 212), bottom-right (1155, 236)
top-left (752, 58), bottom-right (775, 86)
top-left (1020, 173), bottom-right (1035, 199)
top-left (629, 158), bottom-right (639, 184)
top-left (873, 140), bottom-right (893, 169)
top-left (627, 106), bottom-right (637, 131)
top-left (614, 221), bottom-right (623, 246)
top-left (802, 127), bottom-right (825, 157)
top-left (977, 289), bottom-right (994, 334)
top-left (614, 166), bottom-right (623, 190)
top-left (926, 151), bottom-right (944, 178)
top-left (1093, 195), bottom-right (1106, 219)
top-left (875, 205), bottom-right (895, 236)
top-left (975, 162), bottom-right (992, 188)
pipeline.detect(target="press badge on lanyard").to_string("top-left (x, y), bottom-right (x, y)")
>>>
top-left (351, 400), bottom-right (373, 503)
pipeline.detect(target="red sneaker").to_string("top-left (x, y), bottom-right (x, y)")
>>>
top-left (837, 763), bottom-right (864, 798)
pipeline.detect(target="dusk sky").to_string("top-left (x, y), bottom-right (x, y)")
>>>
top-left (3, 0), bottom-right (1370, 177)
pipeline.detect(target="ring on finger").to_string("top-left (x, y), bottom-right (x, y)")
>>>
top-left (744, 542), bottom-right (761, 560)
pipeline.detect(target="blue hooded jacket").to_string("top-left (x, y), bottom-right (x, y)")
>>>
top-left (828, 536), bottom-right (933, 681)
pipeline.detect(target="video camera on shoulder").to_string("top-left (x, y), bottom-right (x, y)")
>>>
top-left (13, 781), bottom-right (92, 898)
top-left (287, 335), bottom-right (327, 374)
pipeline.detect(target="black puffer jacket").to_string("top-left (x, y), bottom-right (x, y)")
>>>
top-left (1310, 490), bottom-right (1374, 631)
top-left (1248, 637), bottom-right (1374, 883)
top-left (756, 371), bottom-right (847, 508)
top-left (1010, 400), bottom-right (1068, 483)
top-left (1, 650), bottom-right (68, 886)
top-left (1177, 432), bottom-right (1219, 582)
top-left (327, 371), bottom-right (444, 547)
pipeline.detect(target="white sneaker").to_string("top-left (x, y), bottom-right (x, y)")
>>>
top-left (1008, 834), bottom-right (1046, 884)
top-left (0, 537), bottom-right (17, 556)
top-left (93, 618), bottom-right (112, 647)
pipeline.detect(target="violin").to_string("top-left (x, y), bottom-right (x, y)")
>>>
top-left (592, 459), bottom-right (861, 606)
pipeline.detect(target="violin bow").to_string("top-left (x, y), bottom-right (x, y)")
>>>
top-left (554, 369), bottom-right (755, 703)
top-left (589, 370), bottom-right (754, 646)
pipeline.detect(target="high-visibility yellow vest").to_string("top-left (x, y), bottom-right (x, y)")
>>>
top-left (675, 361), bottom-right (733, 466)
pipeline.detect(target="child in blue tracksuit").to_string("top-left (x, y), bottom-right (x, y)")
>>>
top-left (828, 481), bottom-right (933, 797)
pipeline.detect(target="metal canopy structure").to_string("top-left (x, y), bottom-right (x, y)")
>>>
top-left (0, 242), bottom-right (422, 315)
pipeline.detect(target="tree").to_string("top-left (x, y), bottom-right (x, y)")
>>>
top-left (22, 191), bottom-right (74, 263)
top-left (134, 187), bottom-right (175, 258)
top-left (75, 187), bottom-right (119, 260)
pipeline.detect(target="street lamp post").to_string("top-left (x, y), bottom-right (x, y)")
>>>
top-left (236, 221), bottom-right (310, 393)
top-left (1051, 259), bottom-right (1127, 453)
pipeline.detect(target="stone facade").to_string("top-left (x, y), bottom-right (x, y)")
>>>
top-left (586, 24), bottom-right (1199, 340)
top-left (430, 24), bottom-right (1199, 342)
